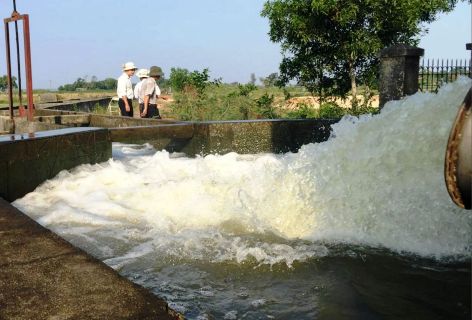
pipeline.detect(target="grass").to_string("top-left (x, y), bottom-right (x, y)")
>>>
top-left (165, 83), bottom-right (379, 121)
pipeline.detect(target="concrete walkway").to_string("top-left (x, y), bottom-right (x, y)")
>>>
top-left (0, 198), bottom-right (182, 320)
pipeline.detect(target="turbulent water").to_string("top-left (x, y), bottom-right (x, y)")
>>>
top-left (13, 78), bottom-right (472, 319)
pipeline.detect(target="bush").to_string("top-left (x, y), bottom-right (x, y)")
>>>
top-left (255, 93), bottom-right (277, 119)
top-left (318, 102), bottom-right (346, 118)
top-left (238, 83), bottom-right (257, 96)
top-left (286, 103), bottom-right (318, 119)
top-left (168, 68), bottom-right (190, 92)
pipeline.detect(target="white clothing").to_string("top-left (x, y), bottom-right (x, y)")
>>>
top-left (134, 79), bottom-right (161, 103)
top-left (134, 81), bottom-right (144, 103)
top-left (140, 77), bottom-right (158, 104)
top-left (117, 73), bottom-right (133, 99)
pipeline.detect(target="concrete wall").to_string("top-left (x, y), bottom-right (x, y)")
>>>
top-left (35, 109), bottom-right (180, 128)
top-left (90, 114), bottom-right (179, 127)
top-left (0, 127), bottom-right (111, 202)
top-left (0, 198), bottom-right (182, 320)
top-left (37, 97), bottom-right (113, 113)
top-left (110, 119), bottom-right (338, 156)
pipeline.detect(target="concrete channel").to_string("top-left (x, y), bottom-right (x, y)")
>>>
top-left (0, 98), bottom-right (338, 319)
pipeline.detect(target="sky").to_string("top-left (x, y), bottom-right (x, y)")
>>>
top-left (0, 0), bottom-right (469, 89)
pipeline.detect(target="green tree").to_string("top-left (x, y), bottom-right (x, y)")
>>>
top-left (260, 72), bottom-right (279, 87)
top-left (169, 67), bottom-right (220, 95)
top-left (0, 75), bottom-right (18, 91)
top-left (168, 68), bottom-right (191, 92)
top-left (255, 93), bottom-right (278, 118)
top-left (58, 77), bottom-right (116, 91)
top-left (261, 0), bottom-right (458, 104)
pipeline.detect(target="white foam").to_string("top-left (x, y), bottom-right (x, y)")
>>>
top-left (13, 78), bottom-right (472, 267)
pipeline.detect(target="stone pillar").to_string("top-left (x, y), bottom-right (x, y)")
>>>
top-left (379, 44), bottom-right (424, 108)
top-left (467, 43), bottom-right (471, 60)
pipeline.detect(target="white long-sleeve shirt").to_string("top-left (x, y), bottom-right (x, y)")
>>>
top-left (117, 73), bottom-right (133, 99)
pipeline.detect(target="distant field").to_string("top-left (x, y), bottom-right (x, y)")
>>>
top-left (0, 90), bottom-right (115, 106)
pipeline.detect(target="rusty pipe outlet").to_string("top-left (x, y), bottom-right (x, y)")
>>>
top-left (444, 87), bottom-right (472, 210)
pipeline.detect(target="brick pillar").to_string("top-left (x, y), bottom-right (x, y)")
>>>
top-left (379, 44), bottom-right (424, 108)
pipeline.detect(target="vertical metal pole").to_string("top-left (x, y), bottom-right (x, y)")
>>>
top-left (4, 20), bottom-right (14, 119)
top-left (426, 59), bottom-right (429, 92)
top-left (441, 58), bottom-right (447, 84)
top-left (456, 59), bottom-right (458, 79)
top-left (420, 58), bottom-right (423, 92)
top-left (12, 0), bottom-right (23, 111)
top-left (445, 59), bottom-right (449, 83)
top-left (426, 59), bottom-right (431, 92)
top-left (22, 14), bottom-right (34, 121)
top-left (14, 20), bottom-right (23, 109)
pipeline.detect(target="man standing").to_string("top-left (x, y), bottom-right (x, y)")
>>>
top-left (140, 66), bottom-right (164, 119)
top-left (134, 68), bottom-right (149, 114)
top-left (117, 62), bottom-right (137, 117)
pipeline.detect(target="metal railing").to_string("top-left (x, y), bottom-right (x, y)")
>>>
top-left (419, 58), bottom-right (471, 92)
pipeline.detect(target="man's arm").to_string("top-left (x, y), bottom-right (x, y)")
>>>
top-left (122, 96), bottom-right (130, 112)
top-left (117, 77), bottom-right (131, 112)
top-left (141, 95), bottom-right (149, 117)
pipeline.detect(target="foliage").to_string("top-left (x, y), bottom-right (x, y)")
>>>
top-left (168, 68), bottom-right (190, 92)
top-left (167, 71), bottom-right (378, 121)
top-left (260, 73), bottom-right (280, 87)
top-left (0, 75), bottom-right (18, 91)
top-left (255, 93), bottom-right (278, 118)
top-left (285, 100), bottom-right (377, 119)
top-left (168, 68), bottom-right (221, 96)
top-left (261, 0), bottom-right (458, 101)
top-left (284, 102), bottom-right (344, 119)
top-left (285, 104), bottom-right (314, 119)
top-left (170, 68), bottom-right (279, 121)
top-left (238, 83), bottom-right (257, 96)
top-left (169, 68), bottom-right (226, 121)
top-left (318, 102), bottom-right (346, 118)
top-left (58, 77), bottom-right (117, 91)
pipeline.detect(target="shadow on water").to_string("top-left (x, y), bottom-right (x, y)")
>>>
top-left (314, 247), bottom-right (470, 320)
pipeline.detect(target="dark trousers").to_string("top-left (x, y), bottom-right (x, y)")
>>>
top-left (118, 98), bottom-right (133, 117)
top-left (139, 103), bottom-right (161, 119)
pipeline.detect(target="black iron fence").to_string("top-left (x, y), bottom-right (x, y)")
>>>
top-left (419, 58), bottom-right (471, 92)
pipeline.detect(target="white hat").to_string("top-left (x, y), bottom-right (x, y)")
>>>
top-left (122, 61), bottom-right (137, 71)
top-left (136, 68), bottom-right (149, 78)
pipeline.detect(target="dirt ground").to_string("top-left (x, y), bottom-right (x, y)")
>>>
top-left (283, 95), bottom-right (379, 110)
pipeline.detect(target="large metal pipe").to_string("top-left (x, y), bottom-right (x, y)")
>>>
top-left (444, 87), bottom-right (472, 209)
